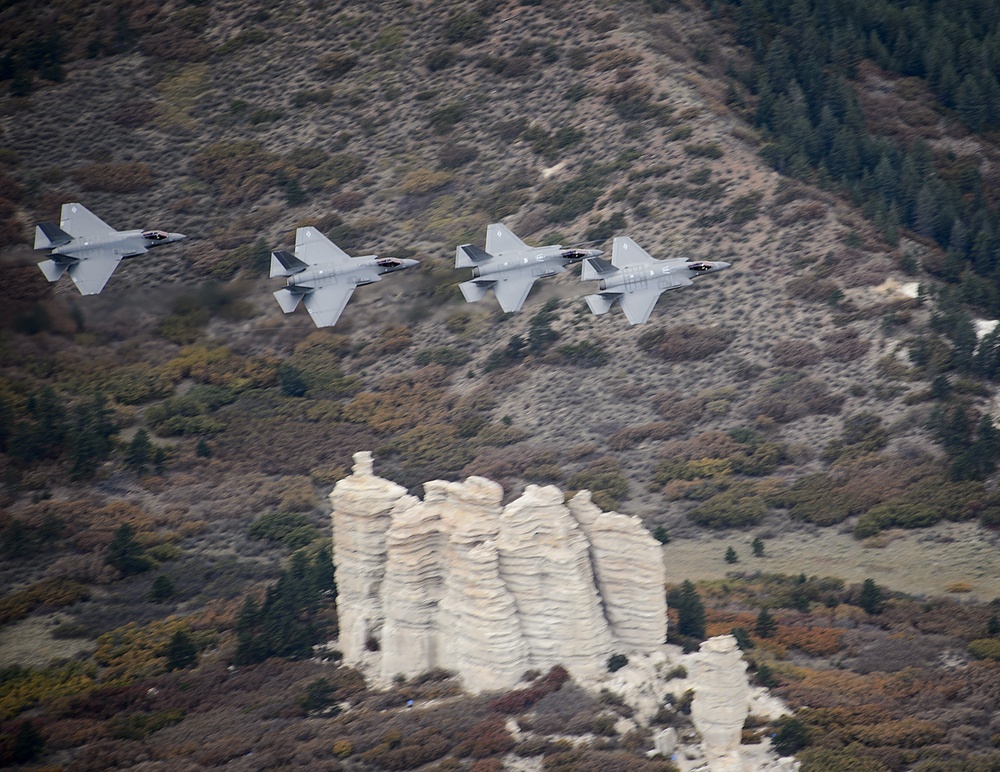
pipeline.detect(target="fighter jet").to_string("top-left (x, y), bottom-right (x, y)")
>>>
top-left (581, 236), bottom-right (730, 325)
top-left (34, 203), bottom-right (185, 295)
top-left (270, 226), bottom-right (419, 328)
top-left (455, 223), bottom-right (603, 313)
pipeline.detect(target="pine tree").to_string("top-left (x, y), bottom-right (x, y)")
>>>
top-left (725, 546), bottom-right (739, 564)
top-left (755, 607), bottom-right (777, 638)
top-left (68, 393), bottom-right (115, 480)
top-left (149, 574), bottom-right (175, 602)
top-left (165, 630), bottom-right (197, 671)
top-left (106, 523), bottom-right (151, 576)
top-left (668, 580), bottom-right (706, 640)
top-left (310, 545), bottom-right (337, 596)
top-left (752, 537), bottom-right (765, 557)
top-left (234, 595), bottom-right (265, 665)
top-left (859, 578), bottom-right (884, 614)
top-left (125, 429), bottom-right (152, 474)
top-left (10, 719), bottom-right (44, 764)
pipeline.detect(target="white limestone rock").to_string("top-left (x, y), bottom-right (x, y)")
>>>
top-left (691, 635), bottom-right (750, 764)
top-left (380, 487), bottom-right (445, 681)
top-left (568, 491), bottom-right (668, 650)
top-left (497, 485), bottom-right (613, 679)
top-left (329, 451), bottom-right (408, 664)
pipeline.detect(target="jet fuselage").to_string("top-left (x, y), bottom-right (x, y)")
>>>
top-left (49, 229), bottom-right (186, 261)
top-left (284, 257), bottom-right (419, 290)
top-left (594, 259), bottom-right (730, 292)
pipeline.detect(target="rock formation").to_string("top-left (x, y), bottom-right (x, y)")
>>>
top-left (691, 634), bottom-right (751, 770)
top-left (329, 454), bottom-right (667, 692)
top-left (328, 452), bottom-right (408, 663)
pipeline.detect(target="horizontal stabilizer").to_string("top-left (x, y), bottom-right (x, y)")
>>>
top-left (455, 243), bottom-right (492, 269)
top-left (585, 293), bottom-right (617, 316)
top-left (68, 256), bottom-right (122, 295)
top-left (274, 287), bottom-right (305, 314)
top-left (581, 256), bottom-right (617, 282)
top-left (270, 250), bottom-right (308, 278)
top-left (38, 259), bottom-right (70, 283)
top-left (34, 222), bottom-right (72, 250)
top-left (459, 280), bottom-right (492, 303)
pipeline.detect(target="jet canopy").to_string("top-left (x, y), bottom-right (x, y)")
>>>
top-left (686, 261), bottom-right (715, 272)
top-left (142, 230), bottom-right (170, 241)
top-left (376, 258), bottom-right (405, 268)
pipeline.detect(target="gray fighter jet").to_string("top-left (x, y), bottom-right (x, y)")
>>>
top-left (271, 226), bottom-right (419, 328)
top-left (581, 236), bottom-right (730, 325)
top-left (34, 203), bottom-right (185, 295)
top-left (456, 223), bottom-right (603, 313)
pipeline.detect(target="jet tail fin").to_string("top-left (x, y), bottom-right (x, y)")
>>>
top-left (38, 258), bottom-right (70, 283)
top-left (585, 293), bottom-right (617, 316)
top-left (274, 287), bottom-right (304, 313)
top-left (455, 244), bottom-right (492, 269)
top-left (459, 280), bottom-right (492, 303)
top-left (270, 250), bottom-right (309, 278)
top-left (581, 256), bottom-right (617, 282)
top-left (34, 222), bottom-right (72, 250)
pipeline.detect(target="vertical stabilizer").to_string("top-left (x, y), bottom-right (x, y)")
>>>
top-left (270, 250), bottom-right (309, 278)
top-left (34, 222), bottom-right (72, 250)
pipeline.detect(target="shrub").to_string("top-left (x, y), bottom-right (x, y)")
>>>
top-left (248, 512), bottom-right (320, 549)
top-left (428, 102), bottom-right (466, 133)
top-left (0, 579), bottom-right (90, 625)
top-left (414, 347), bottom-right (471, 367)
top-left (72, 162), bottom-right (154, 193)
top-left (315, 51), bottom-right (358, 77)
top-left (689, 483), bottom-right (769, 528)
top-left (638, 325), bottom-right (736, 362)
top-left (567, 458), bottom-right (629, 509)
top-left (488, 666), bottom-right (569, 714)
top-left (684, 143), bottom-right (724, 159)
top-left (772, 339), bottom-right (821, 367)
top-left (443, 10), bottom-right (487, 44)
top-left (968, 638), bottom-right (1000, 660)
top-left (607, 654), bottom-right (628, 672)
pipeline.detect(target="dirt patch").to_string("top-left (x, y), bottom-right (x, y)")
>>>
top-left (663, 521), bottom-right (1000, 600)
top-left (0, 614), bottom-right (96, 668)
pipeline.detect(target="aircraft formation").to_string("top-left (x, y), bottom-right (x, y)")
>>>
top-left (33, 204), bottom-right (730, 327)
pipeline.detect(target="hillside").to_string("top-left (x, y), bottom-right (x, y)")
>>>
top-left (2, 0), bottom-right (1000, 769)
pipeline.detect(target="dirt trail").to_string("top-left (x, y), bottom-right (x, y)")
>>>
top-left (663, 522), bottom-right (1000, 600)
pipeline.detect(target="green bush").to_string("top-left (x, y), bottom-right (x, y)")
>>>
top-left (556, 340), bottom-right (609, 367)
top-left (689, 484), bottom-right (768, 528)
top-left (567, 458), bottom-right (629, 510)
top-left (968, 638), bottom-right (1000, 660)
top-left (414, 347), bottom-right (471, 367)
top-left (248, 512), bottom-right (320, 549)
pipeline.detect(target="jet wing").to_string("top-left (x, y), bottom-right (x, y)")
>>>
top-left (493, 272), bottom-right (536, 313)
top-left (61, 203), bottom-right (116, 241)
top-left (486, 223), bottom-right (530, 256)
top-left (296, 227), bottom-right (352, 267)
top-left (611, 236), bottom-right (658, 268)
top-left (619, 290), bottom-right (662, 325)
top-left (302, 283), bottom-right (358, 328)
top-left (67, 255), bottom-right (124, 295)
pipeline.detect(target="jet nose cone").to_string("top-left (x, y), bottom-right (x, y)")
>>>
top-left (587, 248), bottom-right (604, 258)
top-left (403, 258), bottom-right (420, 269)
top-left (171, 233), bottom-right (187, 243)
top-left (716, 261), bottom-right (731, 270)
